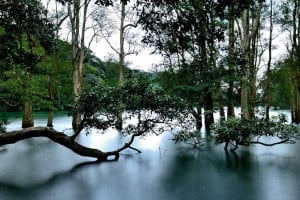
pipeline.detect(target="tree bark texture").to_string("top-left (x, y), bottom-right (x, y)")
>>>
top-left (192, 107), bottom-right (202, 130)
top-left (265, 0), bottom-right (273, 121)
top-left (22, 101), bottom-right (34, 128)
top-left (0, 127), bottom-right (118, 161)
top-left (227, 3), bottom-right (235, 119)
top-left (204, 91), bottom-right (214, 131)
top-left (68, 0), bottom-right (91, 131)
top-left (115, 1), bottom-right (126, 131)
top-left (240, 2), bottom-right (263, 119)
top-left (218, 86), bottom-right (225, 122)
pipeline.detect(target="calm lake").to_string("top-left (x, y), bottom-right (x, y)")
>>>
top-left (0, 111), bottom-right (300, 200)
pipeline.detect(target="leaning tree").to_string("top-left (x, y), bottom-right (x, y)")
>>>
top-left (0, 75), bottom-right (193, 161)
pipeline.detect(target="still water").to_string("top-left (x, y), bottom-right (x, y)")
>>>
top-left (0, 111), bottom-right (300, 200)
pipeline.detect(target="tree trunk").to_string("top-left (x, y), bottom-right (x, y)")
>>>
top-left (204, 91), bottom-right (214, 131)
top-left (295, 76), bottom-right (300, 123)
top-left (192, 107), bottom-right (202, 130)
top-left (290, 77), bottom-right (296, 123)
top-left (249, 34), bottom-right (258, 118)
top-left (292, 0), bottom-right (300, 123)
top-left (241, 74), bottom-right (249, 119)
top-left (218, 86), bottom-right (225, 122)
top-left (68, 0), bottom-right (90, 131)
top-left (47, 111), bottom-right (54, 127)
top-left (227, 81), bottom-right (235, 118)
top-left (47, 76), bottom-right (55, 127)
top-left (241, 8), bottom-right (250, 119)
top-left (119, 1), bottom-right (126, 86)
top-left (22, 101), bottom-right (34, 128)
top-left (227, 3), bottom-right (235, 119)
top-left (72, 59), bottom-right (82, 130)
top-left (265, 0), bottom-right (273, 121)
top-left (115, 1), bottom-right (126, 131)
top-left (240, 2), bottom-right (263, 119)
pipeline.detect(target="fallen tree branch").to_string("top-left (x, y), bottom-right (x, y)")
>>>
top-left (0, 127), bottom-right (118, 161)
top-left (250, 139), bottom-right (295, 146)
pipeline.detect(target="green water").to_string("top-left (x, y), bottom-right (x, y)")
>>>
top-left (0, 111), bottom-right (299, 200)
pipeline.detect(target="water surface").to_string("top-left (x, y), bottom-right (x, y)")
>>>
top-left (0, 111), bottom-right (299, 200)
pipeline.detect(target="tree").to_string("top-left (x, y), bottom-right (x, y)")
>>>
top-left (213, 114), bottom-right (299, 151)
top-left (91, 1), bottom-right (140, 130)
top-left (0, 0), bottom-right (55, 127)
top-left (66, 0), bottom-right (91, 131)
top-left (265, 0), bottom-right (273, 121)
top-left (43, 0), bottom-right (70, 127)
top-left (0, 75), bottom-right (192, 161)
top-left (137, 0), bottom-right (224, 131)
top-left (238, 1), bottom-right (264, 119)
top-left (278, 0), bottom-right (300, 123)
top-left (226, 2), bottom-right (237, 119)
top-left (269, 62), bottom-right (291, 109)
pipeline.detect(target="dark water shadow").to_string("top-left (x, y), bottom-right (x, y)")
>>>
top-left (0, 146), bottom-right (7, 153)
top-left (0, 159), bottom-right (106, 191)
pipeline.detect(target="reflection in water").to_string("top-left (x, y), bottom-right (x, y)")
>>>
top-left (0, 112), bottom-right (300, 200)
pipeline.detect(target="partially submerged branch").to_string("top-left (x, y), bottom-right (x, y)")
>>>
top-left (0, 127), bottom-right (114, 161)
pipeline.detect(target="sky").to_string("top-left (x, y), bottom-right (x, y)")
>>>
top-left (43, 0), bottom-right (162, 72)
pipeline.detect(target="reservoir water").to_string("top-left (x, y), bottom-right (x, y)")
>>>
top-left (0, 111), bottom-right (299, 200)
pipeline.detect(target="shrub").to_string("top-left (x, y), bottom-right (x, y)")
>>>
top-left (212, 114), bottom-right (300, 151)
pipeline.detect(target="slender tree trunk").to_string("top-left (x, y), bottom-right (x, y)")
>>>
top-left (249, 34), bottom-right (258, 118)
top-left (47, 81), bottom-right (54, 127)
top-left (115, 1), bottom-right (126, 131)
top-left (69, 0), bottom-right (90, 131)
top-left (47, 54), bottom-right (55, 127)
top-left (22, 101), bottom-right (34, 128)
top-left (227, 2), bottom-right (235, 119)
top-left (266, 0), bottom-right (273, 121)
top-left (204, 90), bottom-right (214, 131)
top-left (294, 0), bottom-right (300, 123)
top-left (241, 8), bottom-right (250, 119)
top-left (296, 76), bottom-right (300, 123)
top-left (47, 112), bottom-right (54, 127)
top-left (218, 86), bottom-right (225, 122)
top-left (119, 1), bottom-right (125, 86)
top-left (227, 82), bottom-right (235, 118)
top-left (290, 77), bottom-right (296, 123)
top-left (240, 2), bottom-right (263, 119)
top-left (193, 107), bottom-right (202, 130)
top-left (241, 74), bottom-right (249, 119)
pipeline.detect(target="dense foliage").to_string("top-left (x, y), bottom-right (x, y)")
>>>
top-left (213, 114), bottom-right (300, 151)
top-left (76, 75), bottom-right (193, 138)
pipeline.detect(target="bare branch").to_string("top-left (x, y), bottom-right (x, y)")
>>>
top-left (123, 23), bottom-right (137, 30)
top-left (100, 31), bottom-right (121, 55)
